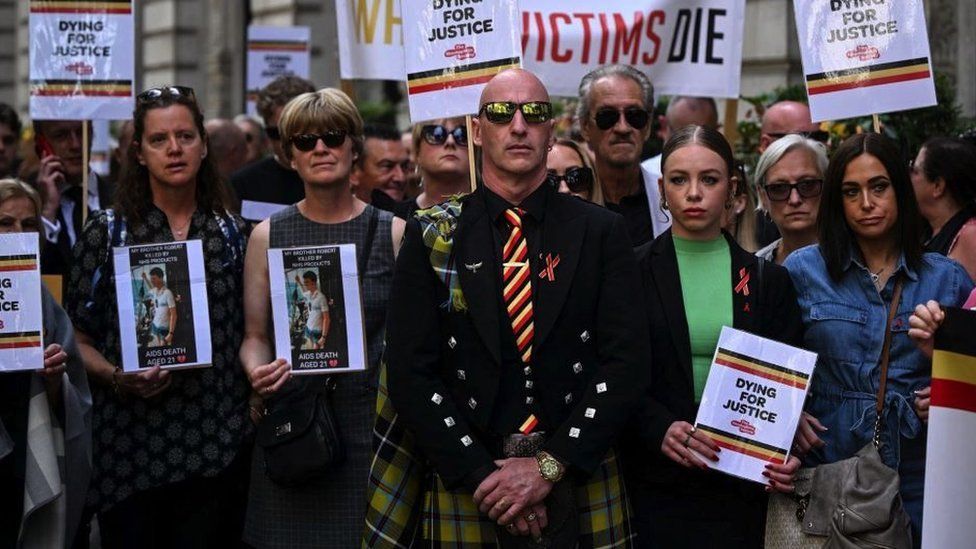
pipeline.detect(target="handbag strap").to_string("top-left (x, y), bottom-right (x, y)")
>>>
top-left (873, 274), bottom-right (904, 447)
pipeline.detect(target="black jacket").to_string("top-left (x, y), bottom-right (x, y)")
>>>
top-left (386, 185), bottom-right (652, 490)
top-left (40, 173), bottom-right (115, 276)
top-left (627, 230), bottom-right (804, 486)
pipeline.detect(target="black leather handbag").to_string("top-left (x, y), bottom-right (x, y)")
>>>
top-left (257, 379), bottom-right (345, 486)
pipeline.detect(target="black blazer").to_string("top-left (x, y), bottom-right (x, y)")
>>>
top-left (627, 230), bottom-right (804, 486)
top-left (40, 173), bottom-right (115, 276)
top-left (386, 186), bottom-right (652, 490)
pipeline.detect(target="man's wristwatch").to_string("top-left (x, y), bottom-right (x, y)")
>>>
top-left (536, 451), bottom-right (565, 483)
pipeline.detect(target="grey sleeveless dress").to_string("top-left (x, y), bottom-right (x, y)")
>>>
top-left (243, 204), bottom-right (395, 548)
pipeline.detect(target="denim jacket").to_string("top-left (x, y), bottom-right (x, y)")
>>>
top-left (784, 245), bottom-right (973, 470)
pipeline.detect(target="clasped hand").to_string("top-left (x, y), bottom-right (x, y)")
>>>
top-left (473, 457), bottom-right (552, 539)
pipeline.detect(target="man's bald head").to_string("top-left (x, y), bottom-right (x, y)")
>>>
top-left (478, 69), bottom-right (550, 107)
top-left (665, 96), bottom-right (719, 137)
top-left (759, 101), bottom-right (818, 152)
top-left (204, 118), bottom-right (247, 179)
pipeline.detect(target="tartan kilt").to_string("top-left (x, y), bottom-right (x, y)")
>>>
top-left (363, 364), bottom-right (635, 548)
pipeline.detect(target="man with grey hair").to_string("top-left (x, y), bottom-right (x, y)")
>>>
top-left (641, 96), bottom-right (720, 238)
top-left (205, 118), bottom-right (248, 180)
top-left (234, 114), bottom-right (269, 166)
top-left (578, 64), bottom-right (655, 246)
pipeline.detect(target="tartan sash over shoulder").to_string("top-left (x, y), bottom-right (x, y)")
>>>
top-left (415, 198), bottom-right (467, 312)
top-left (362, 363), bottom-right (636, 548)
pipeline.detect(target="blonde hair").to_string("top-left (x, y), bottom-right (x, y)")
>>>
top-left (0, 179), bottom-right (42, 228)
top-left (554, 140), bottom-right (605, 206)
top-left (278, 88), bottom-right (364, 162)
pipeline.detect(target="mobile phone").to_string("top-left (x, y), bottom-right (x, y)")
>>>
top-left (34, 134), bottom-right (55, 159)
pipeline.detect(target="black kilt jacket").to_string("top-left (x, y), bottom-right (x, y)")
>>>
top-left (386, 186), bottom-right (652, 490)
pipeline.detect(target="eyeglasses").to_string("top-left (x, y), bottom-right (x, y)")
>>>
top-left (478, 101), bottom-right (553, 124)
top-left (593, 107), bottom-right (650, 131)
top-left (765, 130), bottom-right (830, 144)
top-left (290, 131), bottom-right (347, 152)
top-left (265, 126), bottom-right (281, 141)
top-left (764, 179), bottom-right (823, 202)
top-left (547, 166), bottom-right (594, 194)
top-left (421, 125), bottom-right (467, 147)
top-left (137, 86), bottom-right (196, 102)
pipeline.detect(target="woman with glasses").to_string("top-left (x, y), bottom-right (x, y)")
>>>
top-left (546, 139), bottom-right (605, 205)
top-left (0, 179), bottom-right (91, 549)
top-left (397, 117), bottom-right (471, 217)
top-left (63, 86), bottom-right (252, 547)
top-left (239, 88), bottom-right (405, 548)
top-left (910, 136), bottom-right (976, 281)
top-left (783, 133), bottom-right (973, 546)
top-left (627, 125), bottom-right (803, 548)
top-left (754, 135), bottom-right (829, 264)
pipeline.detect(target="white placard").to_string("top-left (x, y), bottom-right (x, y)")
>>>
top-left (246, 26), bottom-right (311, 116)
top-left (240, 200), bottom-right (288, 222)
top-left (339, 1), bottom-right (744, 100)
top-left (693, 326), bottom-right (817, 484)
top-left (268, 244), bottom-right (366, 375)
top-left (401, 0), bottom-right (522, 122)
top-left (0, 233), bottom-right (44, 373)
top-left (793, 0), bottom-right (936, 122)
top-left (113, 240), bottom-right (212, 372)
top-left (90, 119), bottom-right (111, 176)
top-left (29, 0), bottom-right (135, 120)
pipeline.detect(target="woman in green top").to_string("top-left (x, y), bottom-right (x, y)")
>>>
top-left (626, 125), bottom-right (805, 548)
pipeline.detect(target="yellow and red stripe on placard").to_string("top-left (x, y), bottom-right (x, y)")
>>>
top-left (407, 57), bottom-right (520, 95)
top-left (31, 80), bottom-right (132, 98)
top-left (0, 254), bottom-right (38, 272)
top-left (932, 350), bottom-right (976, 414)
top-left (248, 40), bottom-right (308, 52)
top-left (696, 424), bottom-right (787, 465)
top-left (713, 348), bottom-right (810, 390)
top-left (30, 0), bottom-right (131, 14)
top-left (0, 331), bottom-right (42, 350)
top-left (806, 57), bottom-right (931, 96)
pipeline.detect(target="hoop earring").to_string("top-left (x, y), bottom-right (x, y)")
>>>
top-left (660, 198), bottom-right (669, 212)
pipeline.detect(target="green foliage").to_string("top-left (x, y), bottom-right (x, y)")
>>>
top-left (358, 101), bottom-right (398, 126)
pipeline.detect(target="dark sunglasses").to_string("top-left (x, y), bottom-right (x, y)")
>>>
top-left (547, 166), bottom-right (594, 194)
top-left (137, 86), bottom-right (196, 102)
top-left (421, 125), bottom-right (467, 147)
top-left (290, 131), bottom-right (347, 152)
top-left (766, 130), bottom-right (830, 144)
top-left (265, 126), bottom-right (281, 141)
top-left (478, 101), bottom-right (553, 124)
top-left (764, 178), bottom-right (823, 202)
top-left (593, 107), bottom-right (650, 131)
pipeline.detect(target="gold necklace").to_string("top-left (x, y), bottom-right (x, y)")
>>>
top-left (170, 214), bottom-right (192, 238)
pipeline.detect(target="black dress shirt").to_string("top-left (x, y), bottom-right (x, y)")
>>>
top-left (604, 173), bottom-right (652, 247)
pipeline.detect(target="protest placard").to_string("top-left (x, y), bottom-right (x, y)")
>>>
top-left (339, 0), bottom-right (744, 99)
top-left (923, 307), bottom-right (976, 549)
top-left (0, 234), bottom-right (44, 373)
top-left (692, 326), bottom-right (817, 484)
top-left (401, 0), bottom-right (522, 122)
top-left (793, 0), bottom-right (937, 122)
top-left (90, 119), bottom-right (111, 176)
top-left (246, 26), bottom-right (311, 116)
top-left (29, 0), bottom-right (135, 120)
top-left (113, 240), bottom-right (212, 372)
top-left (268, 244), bottom-right (366, 375)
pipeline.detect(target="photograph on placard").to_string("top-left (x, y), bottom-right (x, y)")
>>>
top-left (268, 244), bottom-right (365, 374)
top-left (114, 240), bottom-right (213, 372)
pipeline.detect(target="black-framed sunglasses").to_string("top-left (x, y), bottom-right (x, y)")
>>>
top-left (290, 131), bottom-right (347, 152)
top-left (478, 101), bottom-right (553, 124)
top-left (593, 107), bottom-right (650, 131)
top-left (265, 126), bottom-right (281, 141)
top-left (764, 178), bottom-right (823, 202)
top-left (547, 166), bottom-right (594, 193)
top-left (421, 124), bottom-right (467, 147)
top-left (766, 130), bottom-right (830, 144)
top-left (137, 86), bottom-right (196, 102)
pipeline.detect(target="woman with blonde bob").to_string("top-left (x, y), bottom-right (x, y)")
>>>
top-left (0, 179), bottom-right (91, 549)
top-left (754, 135), bottom-right (829, 264)
top-left (397, 116), bottom-right (472, 216)
top-left (240, 88), bottom-right (405, 547)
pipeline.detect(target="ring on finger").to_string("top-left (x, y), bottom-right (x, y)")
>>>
top-left (683, 434), bottom-right (692, 447)
top-left (525, 512), bottom-right (537, 522)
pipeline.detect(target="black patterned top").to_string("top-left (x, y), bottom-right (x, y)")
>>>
top-left (64, 206), bottom-right (252, 512)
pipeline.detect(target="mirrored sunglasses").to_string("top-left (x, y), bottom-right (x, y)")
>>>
top-left (421, 124), bottom-right (467, 146)
top-left (137, 86), bottom-right (196, 103)
top-left (593, 107), bottom-right (649, 131)
top-left (478, 101), bottom-right (553, 124)
top-left (290, 131), bottom-right (347, 152)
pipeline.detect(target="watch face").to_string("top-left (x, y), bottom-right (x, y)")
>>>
top-left (541, 459), bottom-right (559, 479)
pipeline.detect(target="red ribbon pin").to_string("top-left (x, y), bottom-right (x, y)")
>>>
top-left (539, 253), bottom-right (560, 282)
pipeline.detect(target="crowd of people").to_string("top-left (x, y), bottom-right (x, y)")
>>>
top-left (0, 63), bottom-right (975, 549)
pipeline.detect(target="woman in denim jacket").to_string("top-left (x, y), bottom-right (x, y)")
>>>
top-left (784, 133), bottom-right (973, 546)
